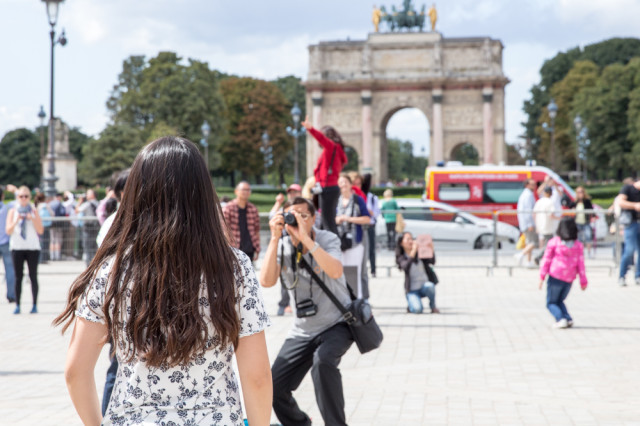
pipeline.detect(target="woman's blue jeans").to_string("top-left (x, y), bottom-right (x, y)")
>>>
top-left (406, 282), bottom-right (436, 313)
top-left (619, 222), bottom-right (640, 279)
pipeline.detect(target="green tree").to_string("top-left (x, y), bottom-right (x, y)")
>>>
top-left (0, 129), bottom-right (40, 188)
top-left (271, 75), bottom-right (307, 182)
top-left (106, 52), bottom-right (227, 170)
top-left (78, 124), bottom-right (144, 186)
top-left (219, 77), bottom-right (291, 182)
top-left (387, 138), bottom-right (428, 182)
top-left (451, 143), bottom-right (479, 165)
top-left (523, 38), bottom-right (640, 162)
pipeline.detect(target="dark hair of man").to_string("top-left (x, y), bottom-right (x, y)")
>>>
top-left (362, 173), bottom-right (372, 194)
top-left (53, 137), bottom-right (240, 367)
top-left (320, 125), bottom-right (345, 149)
top-left (112, 168), bottom-right (130, 202)
top-left (290, 196), bottom-right (316, 216)
top-left (556, 217), bottom-right (578, 241)
top-left (523, 179), bottom-right (533, 188)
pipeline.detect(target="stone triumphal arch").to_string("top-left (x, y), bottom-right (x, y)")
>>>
top-left (305, 32), bottom-right (508, 180)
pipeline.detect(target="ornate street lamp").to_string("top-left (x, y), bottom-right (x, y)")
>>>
top-left (38, 105), bottom-right (46, 164)
top-left (260, 131), bottom-right (272, 185)
top-left (200, 120), bottom-right (211, 173)
top-left (573, 114), bottom-right (583, 179)
top-left (42, 0), bottom-right (67, 197)
top-left (542, 98), bottom-right (558, 171)
top-left (286, 102), bottom-right (306, 184)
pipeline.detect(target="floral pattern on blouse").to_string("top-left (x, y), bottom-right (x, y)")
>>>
top-left (76, 248), bottom-right (270, 425)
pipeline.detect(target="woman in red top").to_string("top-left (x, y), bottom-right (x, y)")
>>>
top-left (302, 117), bottom-right (347, 235)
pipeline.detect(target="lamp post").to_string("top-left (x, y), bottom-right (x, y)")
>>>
top-left (38, 105), bottom-right (46, 171)
top-left (542, 98), bottom-right (558, 171)
top-left (260, 131), bottom-right (272, 185)
top-left (42, 0), bottom-right (67, 197)
top-left (200, 120), bottom-right (211, 174)
top-left (574, 115), bottom-right (589, 182)
top-left (286, 102), bottom-right (306, 184)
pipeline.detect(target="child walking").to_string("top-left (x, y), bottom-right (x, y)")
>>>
top-left (539, 217), bottom-right (588, 329)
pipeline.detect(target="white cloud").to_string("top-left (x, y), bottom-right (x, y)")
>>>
top-left (557, 0), bottom-right (640, 30)
top-left (64, 1), bottom-right (108, 45)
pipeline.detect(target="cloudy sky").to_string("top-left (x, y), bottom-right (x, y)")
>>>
top-left (2, 0), bottom-right (639, 158)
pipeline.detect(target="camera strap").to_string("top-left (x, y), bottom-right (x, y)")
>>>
top-left (298, 256), bottom-right (357, 323)
top-left (327, 145), bottom-right (338, 175)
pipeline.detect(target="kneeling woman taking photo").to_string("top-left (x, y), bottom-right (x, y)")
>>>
top-left (54, 137), bottom-right (272, 426)
top-left (396, 232), bottom-right (440, 314)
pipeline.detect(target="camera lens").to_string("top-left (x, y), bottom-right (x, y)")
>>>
top-left (284, 212), bottom-right (298, 227)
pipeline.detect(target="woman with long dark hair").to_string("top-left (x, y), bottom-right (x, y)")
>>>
top-left (301, 116), bottom-right (347, 235)
top-left (53, 137), bottom-right (272, 425)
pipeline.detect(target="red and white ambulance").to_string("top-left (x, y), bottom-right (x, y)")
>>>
top-left (424, 164), bottom-right (576, 227)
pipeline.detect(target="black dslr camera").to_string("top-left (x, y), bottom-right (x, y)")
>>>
top-left (282, 212), bottom-right (298, 227)
top-left (296, 298), bottom-right (318, 318)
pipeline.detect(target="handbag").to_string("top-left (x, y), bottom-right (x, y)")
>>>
top-left (299, 257), bottom-right (383, 354)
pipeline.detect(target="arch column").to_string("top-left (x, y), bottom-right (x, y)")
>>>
top-left (482, 86), bottom-right (494, 164)
top-left (307, 90), bottom-right (323, 178)
top-left (432, 88), bottom-right (444, 164)
top-left (361, 90), bottom-right (373, 175)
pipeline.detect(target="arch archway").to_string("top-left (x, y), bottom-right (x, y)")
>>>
top-left (343, 146), bottom-right (359, 172)
top-left (382, 107), bottom-right (430, 183)
top-left (450, 142), bottom-right (480, 165)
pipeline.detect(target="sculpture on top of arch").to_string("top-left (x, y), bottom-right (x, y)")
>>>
top-left (373, 1), bottom-right (437, 33)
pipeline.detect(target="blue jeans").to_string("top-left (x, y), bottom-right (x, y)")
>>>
top-left (546, 276), bottom-right (573, 322)
top-left (102, 347), bottom-right (118, 415)
top-left (406, 282), bottom-right (436, 313)
top-left (0, 243), bottom-right (15, 301)
top-left (619, 222), bottom-right (640, 279)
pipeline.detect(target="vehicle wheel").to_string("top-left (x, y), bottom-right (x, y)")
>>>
top-left (474, 234), bottom-right (494, 250)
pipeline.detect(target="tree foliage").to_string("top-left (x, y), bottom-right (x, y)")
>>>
top-left (387, 138), bottom-right (428, 182)
top-left (0, 128), bottom-right (41, 188)
top-left (219, 77), bottom-right (291, 181)
top-left (523, 38), bottom-right (640, 174)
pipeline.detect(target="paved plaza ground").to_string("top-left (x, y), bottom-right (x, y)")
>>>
top-left (1, 251), bottom-right (639, 425)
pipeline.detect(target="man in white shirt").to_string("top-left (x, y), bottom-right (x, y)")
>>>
top-left (533, 186), bottom-right (560, 264)
top-left (516, 179), bottom-right (538, 267)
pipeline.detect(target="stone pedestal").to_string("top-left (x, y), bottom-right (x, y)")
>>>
top-left (41, 119), bottom-right (77, 192)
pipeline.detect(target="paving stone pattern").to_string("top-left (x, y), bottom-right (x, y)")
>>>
top-left (1, 254), bottom-right (639, 425)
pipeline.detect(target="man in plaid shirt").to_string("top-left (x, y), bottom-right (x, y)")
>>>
top-left (223, 181), bottom-right (261, 261)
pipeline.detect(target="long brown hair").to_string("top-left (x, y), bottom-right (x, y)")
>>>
top-left (321, 125), bottom-right (345, 149)
top-left (53, 137), bottom-right (240, 367)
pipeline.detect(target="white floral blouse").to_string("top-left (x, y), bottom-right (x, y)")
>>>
top-left (76, 249), bottom-right (270, 425)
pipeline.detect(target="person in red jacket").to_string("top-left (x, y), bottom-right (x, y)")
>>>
top-left (301, 116), bottom-right (347, 235)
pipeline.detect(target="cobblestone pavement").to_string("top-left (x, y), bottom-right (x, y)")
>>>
top-left (1, 253), bottom-right (639, 425)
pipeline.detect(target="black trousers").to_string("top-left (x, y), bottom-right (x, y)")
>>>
top-left (12, 250), bottom-right (40, 306)
top-left (272, 322), bottom-right (354, 426)
top-left (386, 222), bottom-right (397, 249)
top-left (319, 185), bottom-right (340, 236)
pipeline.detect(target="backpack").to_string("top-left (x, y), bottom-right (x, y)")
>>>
top-left (54, 202), bottom-right (66, 217)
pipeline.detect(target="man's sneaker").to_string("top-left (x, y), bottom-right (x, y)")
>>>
top-left (514, 252), bottom-right (524, 266)
top-left (567, 320), bottom-right (574, 328)
top-left (618, 277), bottom-right (627, 287)
top-left (552, 318), bottom-right (568, 329)
top-left (526, 260), bottom-right (537, 269)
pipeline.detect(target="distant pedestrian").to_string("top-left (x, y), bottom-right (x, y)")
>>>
top-left (396, 232), bottom-right (440, 314)
top-left (569, 186), bottom-right (595, 258)
top-left (361, 173), bottom-right (380, 277)
top-left (533, 186), bottom-right (559, 265)
top-left (48, 193), bottom-right (66, 261)
top-left (516, 179), bottom-right (538, 268)
top-left (223, 181), bottom-right (261, 262)
top-left (35, 193), bottom-right (53, 263)
top-left (381, 189), bottom-right (398, 249)
top-left (76, 189), bottom-right (100, 266)
top-left (301, 116), bottom-right (347, 236)
top-left (0, 184), bottom-right (17, 303)
top-left (5, 186), bottom-right (44, 314)
top-left (336, 174), bottom-right (371, 299)
top-left (615, 178), bottom-right (640, 286)
top-left (539, 217), bottom-right (587, 329)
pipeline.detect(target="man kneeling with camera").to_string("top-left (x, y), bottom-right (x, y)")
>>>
top-left (260, 197), bottom-right (354, 426)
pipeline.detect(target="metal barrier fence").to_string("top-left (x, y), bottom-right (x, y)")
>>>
top-left (0, 209), bottom-right (621, 278)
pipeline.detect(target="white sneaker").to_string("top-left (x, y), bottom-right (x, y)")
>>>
top-left (525, 260), bottom-right (537, 269)
top-left (514, 252), bottom-right (524, 266)
top-left (552, 318), bottom-right (568, 329)
top-left (619, 277), bottom-right (627, 287)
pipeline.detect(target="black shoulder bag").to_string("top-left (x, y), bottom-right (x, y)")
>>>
top-left (299, 257), bottom-right (383, 354)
